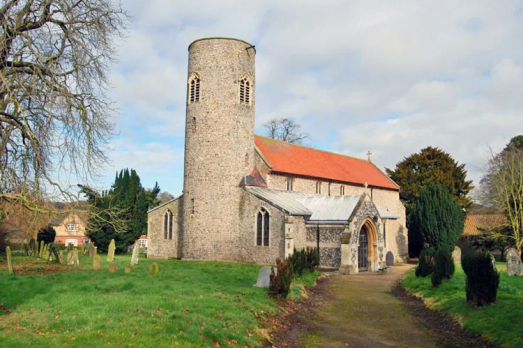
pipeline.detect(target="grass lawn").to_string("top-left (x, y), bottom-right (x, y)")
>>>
top-left (0, 253), bottom-right (318, 347)
top-left (402, 262), bottom-right (523, 348)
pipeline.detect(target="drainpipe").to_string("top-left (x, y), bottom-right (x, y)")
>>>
top-left (316, 223), bottom-right (320, 265)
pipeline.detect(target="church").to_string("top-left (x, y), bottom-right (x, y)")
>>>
top-left (147, 37), bottom-right (408, 273)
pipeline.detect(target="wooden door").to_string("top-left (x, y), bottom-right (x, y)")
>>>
top-left (358, 229), bottom-right (368, 271)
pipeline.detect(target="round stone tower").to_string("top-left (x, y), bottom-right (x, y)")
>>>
top-left (182, 38), bottom-right (256, 260)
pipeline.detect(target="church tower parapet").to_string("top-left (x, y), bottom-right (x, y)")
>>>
top-left (182, 38), bottom-right (256, 260)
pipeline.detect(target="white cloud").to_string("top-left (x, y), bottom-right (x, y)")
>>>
top-left (102, 0), bottom-right (523, 194)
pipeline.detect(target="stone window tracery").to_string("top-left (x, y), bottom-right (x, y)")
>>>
top-left (239, 75), bottom-right (251, 105)
top-left (188, 73), bottom-right (200, 103)
top-left (256, 208), bottom-right (269, 246)
top-left (164, 210), bottom-right (173, 240)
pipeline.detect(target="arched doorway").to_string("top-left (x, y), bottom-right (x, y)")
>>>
top-left (358, 228), bottom-right (368, 271)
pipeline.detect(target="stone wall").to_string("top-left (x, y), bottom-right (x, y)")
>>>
top-left (182, 38), bottom-right (257, 260)
top-left (147, 198), bottom-right (183, 259)
top-left (237, 189), bottom-right (286, 264)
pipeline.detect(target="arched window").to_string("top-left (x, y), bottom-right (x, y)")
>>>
top-left (164, 210), bottom-right (173, 240)
top-left (256, 208), bottom-right (269, 246)
top-left (188, 73), bottom-right (200, 103)
top-left (239, 76), bottom-right (251, 105)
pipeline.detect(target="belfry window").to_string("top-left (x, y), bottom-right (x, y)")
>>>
top-left (164, 210), bottom-right (173, 240)
top-left (340, 185), bottom-right (345, 195)
top-left (239, 76), bottom-right (251, 105)
top-left (316, 181), bottom-right (322, 194)
top-left (256, 208), bottom-right (270, 246)
top-left (188, 73), bottom-right (200, 103)
top-left (286, 177), bottom-right (294, 191)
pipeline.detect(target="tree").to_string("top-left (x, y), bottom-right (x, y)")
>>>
top-left (263, 118), bottom-right (311, 145)
top-left (0, 0), bottom-right (129, 214)
top-left (82, 169), bottom-right (160, 253)
top-left (37, 225), bottom-right (56, 244)
top-left (410, 183), bottom-right (465, 252)
top-left (158, 191), bottom-right (175, 204)
top-left (386, 147), bottom-right (473, 256)
top-left (479, 136), bottom-right (523, 255)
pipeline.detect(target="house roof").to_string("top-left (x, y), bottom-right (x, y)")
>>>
top-left (245, 187), bottom-right (398, 225)
top-left (254, 135), bottom-right (399, 191)
top-left (463, 214), bottom-right (508, 236)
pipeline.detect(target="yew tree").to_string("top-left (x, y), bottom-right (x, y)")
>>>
top-left (386, 147), bottom-right (472, 256)
top-left (410, 183), bottom-right (465, 252)
top-left (0, 0), bottom-right (128, 215)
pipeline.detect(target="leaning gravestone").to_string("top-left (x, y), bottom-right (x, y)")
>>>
top-left (107, 239), bottom-right (115, 262)
top-left (452, 246), bottom-right (461, 262)
top-left (253, 266), bottom-right (276, 288)
top-left (6, 246), bottom-right (14, 275)
top-left (507, 248), bottom-right (522, 276)
top-left (386, 251), bottom-right (394, 266)
top-left (130, 241), bottom-right (140, 266)
top-left (88, 243), bottom-right (96, 257)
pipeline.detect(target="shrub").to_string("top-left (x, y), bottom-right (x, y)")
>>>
top-left (416, 248), bottom-right (435, 277)
top-left (289, 247), bottom-right (319, 277)
top-left (431, 248), bottom-right (455, 287)
top-left (268, 258), bottom-right (292, 299)
top-left (461, 251), bottom-right (500, 306)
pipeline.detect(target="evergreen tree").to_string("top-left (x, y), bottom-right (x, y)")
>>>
top-left (386, 147), bottom-right (472, 256)
top-left (82, 169), bottom-right (161, 253)
top-left (410, 183), bottom-right (465, 252)
top-left (37, 225), bottom-right (56, 244)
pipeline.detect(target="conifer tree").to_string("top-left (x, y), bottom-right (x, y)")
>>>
top-left (410, 183), bottom-right (465, 252)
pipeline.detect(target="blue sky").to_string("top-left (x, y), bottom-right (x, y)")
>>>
top-left (97, 0), bottom-right (523, 197)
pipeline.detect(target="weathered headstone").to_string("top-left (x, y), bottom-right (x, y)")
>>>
top-left (43, 244), bottom-right (48, 260)
top-left (39, 241), bottom-right (45, 259)
top-left (107, 239), bottom-right (115, 262)
top-left (125, 265), bottom-right (132, 273)
top-left (70, 248), bottom-right (80, 266)
top-left (59, 250), bottom-right (64, 264)
top-left (253, 266), bottom-right (276, 288)
top-left (29, 239), bottom-right (36, 257)
top-left (80, 244), bottom-right (86, 255)
top-left (149, 262), bottom-right (159, 276)
top-left (452, 246), bottom-right (461, 262)
top-left (386, 251), bottom-right (394, 266)
top-left (108, 262), bottom-right (117, 273)
top-left (67, 249), bottom-right (73, 264)
top-left (130, 241), bottom-right (139, 266)
top-left (6, 246), bottom-right (14, 275)
top-left (93, 255), bottom-right (101, 270)
top-left (88, 243), bottom-right (96, 257)
top-left (507, 248), bottom-right (522, 276)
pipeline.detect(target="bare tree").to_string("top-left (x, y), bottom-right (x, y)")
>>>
top-left (479, 138), bottom-right (523, 255)
top-left (158, 191), bottom-right (175, 204)
top-left (263, 118), bottom-right (311, 145)
top-left (0, 1), bottom-right (129, 214)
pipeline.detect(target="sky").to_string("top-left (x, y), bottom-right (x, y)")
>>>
top-left (100, 0), bottom-right (523, 197)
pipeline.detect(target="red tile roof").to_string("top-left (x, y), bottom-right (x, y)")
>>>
top-left (254, 135), bottom-right (399, 191)
top-left (463, 214), bottom-right (508, 236)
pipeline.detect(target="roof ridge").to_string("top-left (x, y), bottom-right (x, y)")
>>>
top-left (254, 134), bottom-right (371, 164)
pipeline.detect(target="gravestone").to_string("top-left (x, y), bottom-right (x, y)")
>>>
top-left (125, 265), bottom-right (132, 273)
top-left (6, 246), bottom-right (14, 275)
top-left (88, 243), bottom-right (96, 257)
top-left (385, 251), bottom-right (394, 266)
top-left (67, 249), bottom-right (73, 264)
top-left (507, 248), bottom-right (522, 276)
top-left (108, 262), bottom-right (117, 273)
top-left (149, 262), bottom-right (159, 276)
top-left (71, 248), bottom-right (80, 266)
top-left (130, 241), bottom-right (139, 265)
top-left (107, 239), bottom-right (115, 262)
top-left (39, 241), bottom-right (45, 259)
top-left (93, 255), bottom-right (101, 270)
top-left (452, 246), bottom-right (461, 262)
top-left (253, 266), bottom-right (276, 288)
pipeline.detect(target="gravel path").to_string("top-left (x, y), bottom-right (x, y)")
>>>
top-left (267, 264), bottom-right (497, 348)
